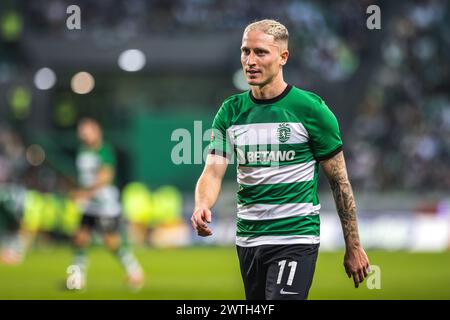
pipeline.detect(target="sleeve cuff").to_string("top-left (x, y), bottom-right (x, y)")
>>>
top-left (315, 145), bottom-right (343, 162)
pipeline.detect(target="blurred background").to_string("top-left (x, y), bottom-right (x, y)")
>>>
top-left (0, 0), bottom-right (449, 299)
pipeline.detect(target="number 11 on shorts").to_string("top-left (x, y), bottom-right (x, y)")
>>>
top-left (277, 260), bottom-right (298, 286)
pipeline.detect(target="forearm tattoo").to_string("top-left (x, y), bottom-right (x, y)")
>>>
top-left (322, 152), bottom-right (360, 247)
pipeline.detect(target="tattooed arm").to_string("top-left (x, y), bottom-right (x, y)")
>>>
top-left (320, 150), bottom-right (370, 288)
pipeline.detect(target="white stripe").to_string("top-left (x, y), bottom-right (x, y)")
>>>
top-left (236, 235), bottom-right (320, 247)
top-left (237, 203), bottom-right (321, 220)
top-left (237, 161), bottom-right (316, 185)
top-left (228, 122), bottom-right (309, 146)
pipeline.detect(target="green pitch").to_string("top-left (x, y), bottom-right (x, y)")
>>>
top-left (0, 246), bottom-right (449, 299)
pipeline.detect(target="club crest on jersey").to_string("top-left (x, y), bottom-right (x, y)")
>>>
top-left (277, 123), bottom-right (291, 143)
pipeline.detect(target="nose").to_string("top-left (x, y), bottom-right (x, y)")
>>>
top-left (246, 51), bottom-right (256, 67)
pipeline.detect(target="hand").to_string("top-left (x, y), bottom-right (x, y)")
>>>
top-left (344, 245), bottom-right (370, 288)
top-left (191, 206), bottom-right (213, 237)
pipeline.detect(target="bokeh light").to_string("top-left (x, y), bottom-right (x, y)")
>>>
top-left (232, 69), bottom-right (249, 91)
top-left (9, 86), bottom-right (32, 119)
top-left (71, 71), bottom-right (95, 94)
top-left (26, 144), bottom-right (46, 166)
top-left (1, 10), bottom-right (23, 41)
top-left (34, 68), bottom-right (56, 90)
top-left (54, 101), bottom-right (77, 127)
top-left (118, 49), bottom-right (146, 72)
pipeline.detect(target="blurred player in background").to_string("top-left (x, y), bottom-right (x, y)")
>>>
top-left (0, 127), bottom-right (28, 265)
top-left (70, 118), bottom-right (144, 289)
top-left (192, 19), bottom-right (370, 300)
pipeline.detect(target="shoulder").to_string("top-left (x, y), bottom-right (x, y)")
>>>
top-left (221, 91), bottom-right (249, 109)
top-left (290, 87), bottom-right (337, 119)
top-left (214, 91), bottom-right (249, 122)
top-left (290, 87), bottom-right (326, 110)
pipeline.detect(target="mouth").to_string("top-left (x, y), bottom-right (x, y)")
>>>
top-left (246, 70), bottom-right (261, 80)
top-left (246, 69), bottom-right (261, 75)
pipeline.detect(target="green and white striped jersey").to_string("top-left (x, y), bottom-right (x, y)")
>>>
top-left (76, 143), bottom-right (121, 217)
top-left (209, 85), bottom-right (343, 247)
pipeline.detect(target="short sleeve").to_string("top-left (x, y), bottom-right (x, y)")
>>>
top-left (306, 100), bottom-right (343, 161)
top-left (208, 102), bottom-right (233, 159)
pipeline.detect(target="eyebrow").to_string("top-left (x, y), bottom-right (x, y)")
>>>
top-left (240, 46), bottom-right (271, 52)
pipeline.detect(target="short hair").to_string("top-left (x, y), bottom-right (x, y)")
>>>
top-left (243, 19), bottom-right (289, 47)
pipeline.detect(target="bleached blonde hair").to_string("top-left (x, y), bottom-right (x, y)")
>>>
top-left (244, 19), bottom-right (289, 48)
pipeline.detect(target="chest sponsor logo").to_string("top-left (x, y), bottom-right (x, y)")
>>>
top-left (237, 149), bottom-right (295, 164)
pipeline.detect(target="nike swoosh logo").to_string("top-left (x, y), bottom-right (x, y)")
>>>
top-left (233, 131), bottom-right (248, 139)
top-left (280, 288), bottom-right (299, 295)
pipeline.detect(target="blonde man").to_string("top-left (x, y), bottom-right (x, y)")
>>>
top-left (192, 20), bottom-right (370, 300)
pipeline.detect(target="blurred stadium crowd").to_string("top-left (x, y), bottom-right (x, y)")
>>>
top-left (347, 0), bottom-right (450, 191)
top-left (0, 0), bottom-right (449, 253)
top-left (0, 0), bottom-right (447, 191)
top-left (23, 0), bottom-right (370, 81)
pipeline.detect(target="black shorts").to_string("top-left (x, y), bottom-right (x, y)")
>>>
top-left (80, 215), bottom-right (121, 233)
top-left (236, 243), bottom-right (319, 300)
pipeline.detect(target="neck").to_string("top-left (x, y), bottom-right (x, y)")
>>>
top-left (87, 140), bottom-right (102, 150)
top-left (250, 73), bottom-right (287, 100)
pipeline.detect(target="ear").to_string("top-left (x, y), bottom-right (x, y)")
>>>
top-left (280, 49), bottom-right (289, 66)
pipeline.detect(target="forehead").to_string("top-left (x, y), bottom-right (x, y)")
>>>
top-left (79, 121), bottom-right (98, 131)
top-left (241, 30), bottom-right (279, 49)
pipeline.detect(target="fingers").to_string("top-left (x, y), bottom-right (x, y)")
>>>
top-left (352, 271), bottom-right (363, 288)
top-left (204, 209), bottom-right (211, 223)
top-left (344, 266), bottom-right (351, 278)
top-left (195, 210), bottom-right (210, 230)
top-left (350, 267), bottom-right (368, 288)
top-left (196, 229), bottom-right (212, 237)
top-left (362, 265), bottom-right (369, 278)
top-left (191, 208), bottom-right (213, 237)
top-left (358, 269), bottom-right (365, 286)
top-left (344, 248), bottom-right (371, 288)
top-left (346, 263), bottom-right (367, 288)
top-left (352, 273), bottom-right (360, 288)
top-left (190, 215), bottom-right (198, 230)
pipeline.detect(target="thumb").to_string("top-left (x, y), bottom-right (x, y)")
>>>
top-left (204, 209), bottom-right (212, 223)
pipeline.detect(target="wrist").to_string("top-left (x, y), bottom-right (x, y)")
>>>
top-left (345, 240), bottom-right (361, 250)
top-left (194, 202), bottom-right (210, 210)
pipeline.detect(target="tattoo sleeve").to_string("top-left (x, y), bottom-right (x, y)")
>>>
top-left (321, 151), bottom-right (360, 248)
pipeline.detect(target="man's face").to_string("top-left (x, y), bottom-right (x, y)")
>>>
top-left (241, 29), bottom-right (288, 87)
top-left (78, 121), bottom-right (101, 147)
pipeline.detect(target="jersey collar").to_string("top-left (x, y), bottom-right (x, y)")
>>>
top-left (249, 84), bottom-right (292, 105)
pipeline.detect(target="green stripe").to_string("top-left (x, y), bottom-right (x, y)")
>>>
top-left (237, 181), bottom-right (315, 206)
top-left (237, 215), bottom-right (320, 237)
top-left (236, 143), bottom-right (315, 167)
